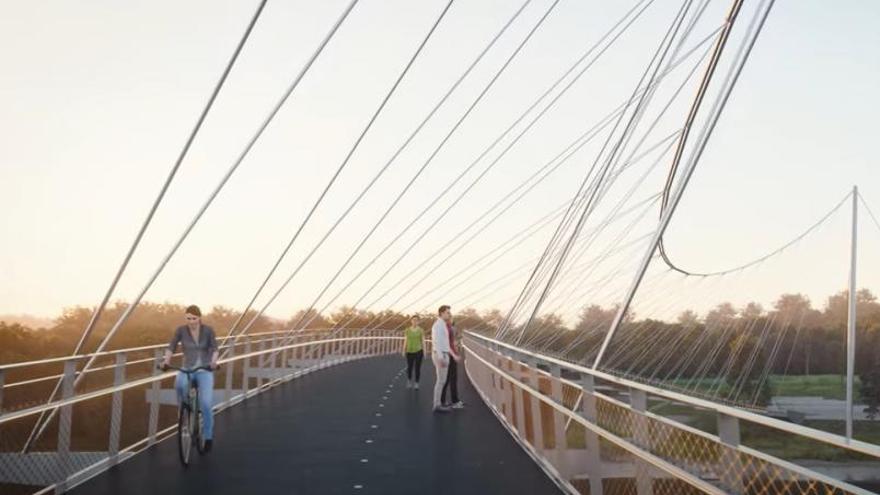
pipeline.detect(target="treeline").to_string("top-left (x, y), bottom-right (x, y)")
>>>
top-left (4, 290), bottom-right (879, 378)
top-left (0, 303), bottom-right (504, 365)
top-left (512, 289), bottom-right (880, 408)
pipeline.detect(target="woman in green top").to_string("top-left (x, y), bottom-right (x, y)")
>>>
top-left (402, 315), bottom-right (425, 389)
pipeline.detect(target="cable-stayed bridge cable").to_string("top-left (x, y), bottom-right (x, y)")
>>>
top-left (273, 0), bottom-right (565, 345)
top-left (22, 0), bottom-right (359, 450)
top-left (511, 0), bottom-right (697, 345)
top-left (240, 0), bottom-right (557, 356)
top-left (657, 0), bottom-right (776, 276)
top-left (23, 0), bottom-right (270, 452)
top-left (358, 26), bottom-right (720, 338)
top-left (592, 0), bottom-right (775, 370)
top-left (221, 0), bottom-right (458, 348)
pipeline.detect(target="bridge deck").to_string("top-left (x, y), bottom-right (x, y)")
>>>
top-left (71, 355), bottom-right (560, 494)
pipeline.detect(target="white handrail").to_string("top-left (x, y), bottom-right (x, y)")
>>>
top-left (0, 334), bottom-right (402, 425)
top-left (0, 328), bottom-right (335, 371)
top-left (466, 331), bottom-right (880, 461)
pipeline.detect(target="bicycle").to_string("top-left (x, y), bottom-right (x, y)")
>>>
top-left (160, 364), bottom-right (213, 466)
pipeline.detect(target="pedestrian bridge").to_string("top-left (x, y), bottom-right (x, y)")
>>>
top-left (0, 330), bottom-right (877, 494)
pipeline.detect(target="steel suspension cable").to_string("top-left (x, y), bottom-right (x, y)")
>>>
top-left (592, 0), bottom-right (775, 369)
top-left (364, 130), bottom-right (675, 336)
top-left (513, 0), bottom-right (696, 345)
top-left (23, 0), bottom-right (359, 450)
top-left (221, 0), bottom-right (458, 349)
top-left (292, 0), bottom-right (654, 339)
top-left (494, 0), bottom-right (660, 339)
top-left (657, 0), bottom-right (776, 276)
top-left (22, 0), bottom-right (273, 452)
top-left (262, 0), bottom-right (562, 352)
top-left (858, 191), bottom-right (880, 234)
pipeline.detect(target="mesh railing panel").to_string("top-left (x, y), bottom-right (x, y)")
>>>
top-left (463, 336), bottom-right (873, 495)
top-left (0, 331), bottom-right (401, 494)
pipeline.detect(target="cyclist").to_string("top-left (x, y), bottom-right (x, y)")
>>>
top-left (162, 305), bottom-right (218, 452)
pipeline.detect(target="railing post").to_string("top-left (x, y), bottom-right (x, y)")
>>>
top-left (225, 343), bottom-right (235, 404)
top-left (512, 356), bottom-right (527, 439)
top-left (55, 359), bottom-right (76, 492)
top-left (282, 343), bottom-right (292, 377)
top-left (498, 349), bottom-right (510, 416)
top-left (243, 337), bottom-right (252, 396)
top-left (526, 356), bottom-right (545, 455)
top-left (148, 349), bottom-right (161, 446)
top-left (258, 338), bottom-right (267, 387)
top-left (581, 374), bottom-right (603, 495)
top-left (550, 363), bottom-right (568, 479)
top-left (489, 346), bottom-right (503, 412)
top-left (718, 412), bottom-right (744, 494)
top-left (629, 388), bottom-right (652, 495)
top-left (108, 353), bottom-right (126, 466)
top-left (269, 335), bottom-right (278, 380)
top-left (0, 368), bottom-right (5, 413)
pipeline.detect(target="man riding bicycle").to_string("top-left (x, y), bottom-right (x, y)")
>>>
top-left (162, 305), bottom-right (218, 452)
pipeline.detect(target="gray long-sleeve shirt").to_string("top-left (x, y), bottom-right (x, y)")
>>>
top-left (168, 325), bottom-right (217, 369)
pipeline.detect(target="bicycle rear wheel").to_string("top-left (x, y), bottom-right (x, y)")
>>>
top-left (177, 405), bottom-right (192, 467)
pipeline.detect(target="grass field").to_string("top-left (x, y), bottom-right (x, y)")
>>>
top-left (646, 401), bottom-right (880, 462)
top-left (662, 374), bottom-right (862, 401)
top-left (770, 374), bottom-right (861, 400)
top-left (563, 394), bottom-right (880, 462)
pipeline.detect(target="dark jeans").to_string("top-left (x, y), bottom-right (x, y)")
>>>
top-left (406, 350), bottom-right (424, 382)
top-left (441, 358), bottom-right (459, 404)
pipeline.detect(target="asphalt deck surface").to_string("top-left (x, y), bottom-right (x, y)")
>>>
top-left (71, 355), bottom-right (561, 495)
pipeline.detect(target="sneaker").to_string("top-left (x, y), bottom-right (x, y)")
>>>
top-left (413, 382), bottom-right (419, 390)
top-left (406, 380), bottom-right (412, 389)
top-left (433, 406), bottom-right (451, 414)
top-left (204, 439), bottom-right (213, 452)
top-left (451, 401), bottom-right (465, 409)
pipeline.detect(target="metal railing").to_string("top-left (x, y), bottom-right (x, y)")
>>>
top-left (463, 331), bottom-right (879, 495)
top-left (0, 329), bottom-right (404, 494)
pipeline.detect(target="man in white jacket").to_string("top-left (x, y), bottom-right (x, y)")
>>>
top-left (431, 305), bottom-right (453, 413)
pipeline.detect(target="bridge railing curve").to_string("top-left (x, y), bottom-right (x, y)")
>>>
top-left (0, 329), bottom-right (407, 494)
top-left (463, 331), bottom-right (878, 495)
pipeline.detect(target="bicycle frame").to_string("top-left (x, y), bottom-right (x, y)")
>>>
top-left (162, 365), bottom-right (212, 466)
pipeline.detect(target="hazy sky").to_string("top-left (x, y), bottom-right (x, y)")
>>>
top-left (1, 0), bottom-right (878, 325)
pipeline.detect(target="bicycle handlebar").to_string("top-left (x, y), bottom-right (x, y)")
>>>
top-left (158, 364), bottom-right (215, 373)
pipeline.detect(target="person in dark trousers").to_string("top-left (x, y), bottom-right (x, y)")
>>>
top-left (402, 315), bottom-right (425, 389)
top-left (432, 306), bottom-right (453, 413)
top-left (441, 320), bottom-right (464, 409)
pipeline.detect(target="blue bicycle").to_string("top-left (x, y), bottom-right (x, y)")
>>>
top-left (161, 364), bottom-right (212, 466)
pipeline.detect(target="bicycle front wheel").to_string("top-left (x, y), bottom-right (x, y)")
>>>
top-left (194, 390), bottom-right (207, 455)
top-left (177, 406), bottom-right (192, 467)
